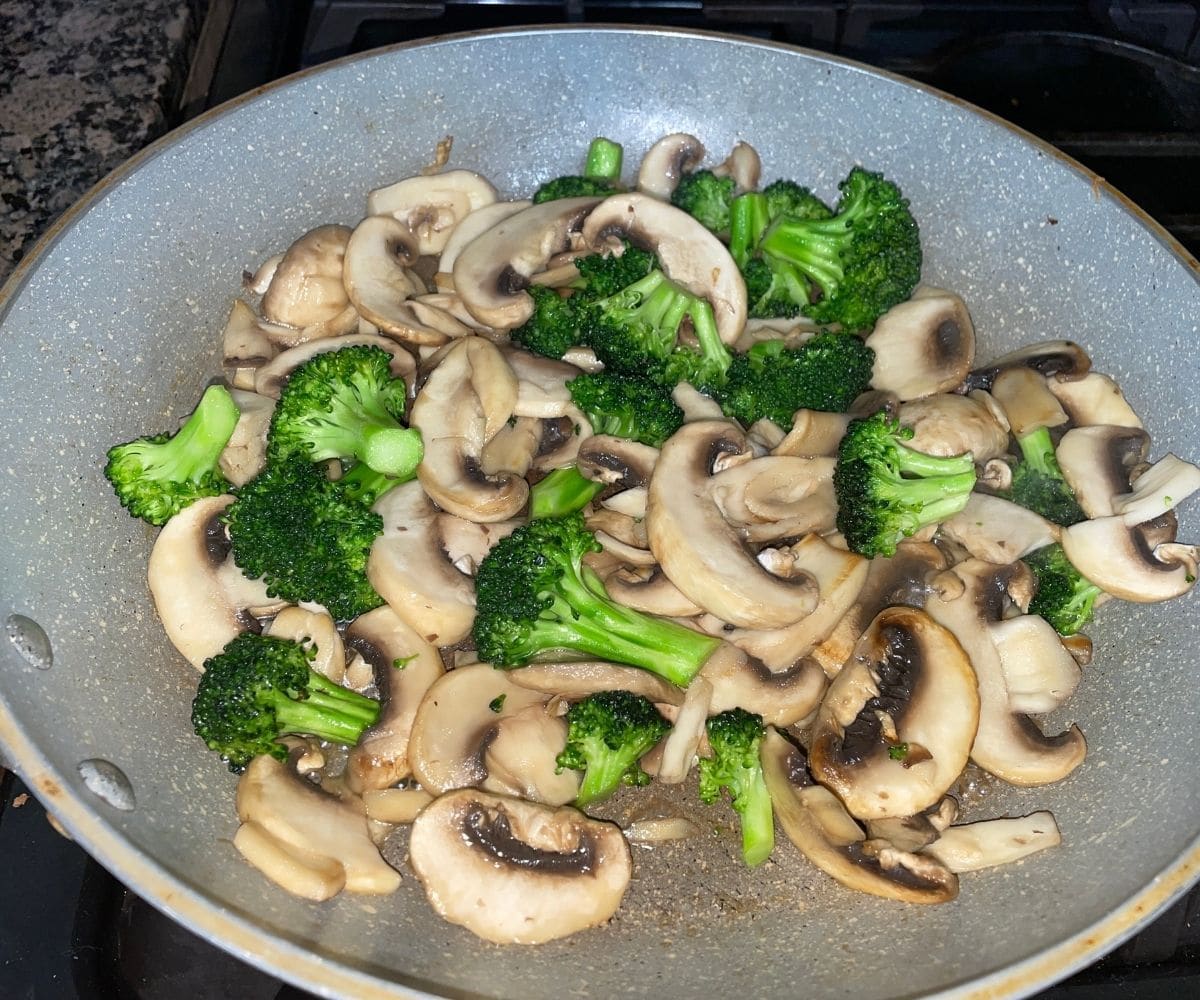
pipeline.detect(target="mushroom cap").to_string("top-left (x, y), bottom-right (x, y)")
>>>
top-left (963, 340), bottom-right (1092, 393)
top-left (1060, 514), bottom-right (1198, 603)
top-left (865, 287), bottom-right (976, 400)
top-left (1056, 425), bottom-right (1151, 518)
top-left (260, 224), bottom-right (352, 328)
top-left (409, 789), bottom-right (631, 944)
top-left (366, 168), bottom-right (498, 256)
top-left (636, 132), bottom-right (705, 199)
top-left (437, 199), bottom-right (532, 279)
top-left (809, 607), bottom-right (980, 821)
top-left (581, 193), bottom-right (747, 346)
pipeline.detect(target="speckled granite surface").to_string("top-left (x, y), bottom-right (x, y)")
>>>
top-left (0, 0), bottom-right (207, 286)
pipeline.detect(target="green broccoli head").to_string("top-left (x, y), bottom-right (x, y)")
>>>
top-left (472, 512), bottom-right (720, 686)
top-left (105, 384), bottom-right (240, 525)
top-left (191, 632), bottom-right (380, 772)
top-left (718, 332), bottom-right (876, 429)
top-left (670, 169), bottom-right (736, 233)
top-left (1024, 543), bottom-right (1103, 635)
top-left (573, 243), bottom-right (658, 298)
top-left (761, 179), bottom-right (832, 221)
top-left (698, 708), bottom-right (774, 867)
top-left (556, 690), bottom-right (671, 807)
top-left (567, 370), bottom-right (684, 447)
top-left (268, 344), bottom-right (422, 479)
top-left (225, 458), bottom-right (385, 621)
top-left (1007, 426), bottom-right (1086, 527)
top-left (740, 256), bottom-right (809, 319)
top-left (834, 411), bottom-right (977, 558)
top-left (511, 286), bottom-right (585, 359)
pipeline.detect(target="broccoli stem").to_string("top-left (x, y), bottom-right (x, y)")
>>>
top-left (890, 443), bottom-right (977, 479)
top-left (729, 193), bottom-right (769, 268)
top-left (165, 385), bottom-right (241, 477)
top-left (1017, 426), bottom-right (1062, 477)
top-left (738, 773), bottom-right (776, 867)
top-left (263, 668), bottom-right (379, 746)
top-left (358, 424), bottom-right (423, 478)
top-left (574, 744), bottom-right (638, 808)
top-left (759, 223), bottom-right (847, 292)
top-left (879, 471), bottom-right (979, 514)
top-left (530, 466), bottom-right (605, 519)
top-left (687, 300), bottom-right (732, 379)
top-left (584, 137), bottom-right (623, 181)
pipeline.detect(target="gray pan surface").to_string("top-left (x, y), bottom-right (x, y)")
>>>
top-left (0, 25), bottom-right (1198, 1000)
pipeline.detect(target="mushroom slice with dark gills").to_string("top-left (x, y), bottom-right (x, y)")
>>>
top-left (760, 729), bottom-right (958, 903)
top-left (865, 287), bottom-right (976, 400)
top-left (636, 132), bottom-right (706, 199)
top-left (366, 168), bottom-right (497, 256)
top-left (961, 340), bottom-right (1091, 393)
top-left (409, 789), bottom-right (632, 944)
top-left (809, 607), bottom-right (979, 821)
top-left (1055, 424), bottom-right (1150, 518)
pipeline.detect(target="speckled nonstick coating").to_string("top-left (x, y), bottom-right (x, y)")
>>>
top-left (0, 26), bottom-right (1197, 1000)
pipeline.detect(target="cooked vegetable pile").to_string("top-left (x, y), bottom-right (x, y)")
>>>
top-left (106, 132), bottom-right (1200, 944)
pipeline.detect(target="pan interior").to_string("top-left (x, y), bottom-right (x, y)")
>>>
top-left (0, 27), bottom-right (1197, 1000)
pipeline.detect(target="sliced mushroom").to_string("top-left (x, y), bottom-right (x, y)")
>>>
top-left (647, 421), bottom-right (817, 629)
top-left (1055, 424), bottom-right (1151, 518)
top-left (506, 660), bottom-right (685, 707)
top-left (577, 435), bottom-right (659, 489)
top-left (409, 789), bottom-right (631, 944)
top-left (989, 615), bottom-right (1082, 714)
top-left (673, 382), bottom-right (727, 421)
top-left (437, 514), bottom-right (521, 576)
top-left (234, 755), bottom-right (401, 901)
top-left (437, 199), bottom-right (533, 284)
top-left (899, 391), bottom-right (1009, 461)
top-left (710, 455), bottom-right (838, 542)
top-left (636, 133), bottom-right (705, 199)
top-left (221, 299), bottom-right (275, 371)
top-left (768, 409), bottom-right (851, 458)
top-left (343, 605), bottom-right (445, 794)
top-left (655, 675), bottom-right (713, 784)
top-left (990, 367), bottom-right (1069, 437)
top-left (582, 193), bottom-right (746, 346)
top-left (260, 225), bottom-right (352, 328)
top-left (922, 811), bottom-right (1061, 872)
top-left (700, 643), bottom-right (827, 727)
top-left (712, 141), bottom-right (761, 194)
top-left (939, 493), bottom-right (1060, 563)
top-left (265, 606), bottom-right (345, 683)
top-left (219, 388), bottom-right (274, 487)
top-left (963, 340), bottom-right (1091, 393)
top-left (243, 253), bottom-right (282, 294)
top-left (484, 704), bottom-right (581, 806)
top-left (147, 495), bottom-right (286, 669)
top-left (761, 729), bottom-right (958, 903)
top-left (341, 215), bottom-right (427, 340)
top-left (602, 565), bottom-right (703, 618)
top-left (1049, 372), bottom-right (1143, 429)
top-left (504, 347), bottom-right (579, 418)
top-left (865, 287), bottom-right (975, 400)
top-left (366, 169), bottom-right (498, 256)
top-left (809, 607), bottom-right (979, 820)
top-left (1060, 515), bottom-right (1198, 603)
top-left (1114, 454), bottom-right (1200, 526)
top-left (453, 197), bottom-right (601, 329)
top-left (253, 333), bottom-right (416, 400)
top-left (925, 559), bottom-right (1087, 786)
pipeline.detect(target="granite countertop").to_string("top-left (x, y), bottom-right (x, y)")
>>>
top-left (0, 0), bottom-right (207, 286)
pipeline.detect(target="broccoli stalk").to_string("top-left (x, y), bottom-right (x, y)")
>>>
top-left (670, 169), bottom-right (736, 233)
top-left (268, 344), bottom-right (423, 478)
top-left (472, 512), bottom-right (721, 686)
top-left (532, 136), bottom-right (624, 203)
top-left (1007, 426), bottom-right (1086, 526)
top-left (1025, 543), bottom-right (1104, 635)
top-left (834, 411), bottom-right (977, 558)
top-left (530, 466), bottom-right (604, 519)
top-left (698, 709), bottom-right (774, 867)
top-left (555, 691), bottom-right (671, 807)
top-left (104, 383), bottom-right (240, 525)
top-left (191, 632), bottom-right (380, 772)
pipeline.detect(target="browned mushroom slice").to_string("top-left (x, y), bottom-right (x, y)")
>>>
top-left (1048, 371), bottom-right (1143, 428)
top-left (366, 169), bottom-right (498, 256)
top-left (700, 643), bottom-right (827, 727)
top-left (962, 340), bottom-right (1091, 393)
top-left (260, 224), bottom-right (353, 328)
top-left (761, 729), bottom-right (958, 903)
top-left (409, 789), bottom-right (631, 944)
top-left (809, 607), bottom-right (979, 821)
top-left (1061, 514), bottom-right (1198, 603)
top-left (636, 132), bottom-right (706, 199)
top-left (1055, 424), bottom-right (1151, 518)
top-left (865, 287), bottom-right (976, 400)
top-left (899, 391), bottom-right (1009, 461)
top-left (506, 660), bottom-right (686, 707)
top-left (767, 409), bottom-right (851, 458)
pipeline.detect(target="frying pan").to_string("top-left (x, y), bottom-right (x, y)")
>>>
top-left (0, 26), bottom-right (1197, 1000)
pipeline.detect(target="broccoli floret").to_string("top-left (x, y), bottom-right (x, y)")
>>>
top-left (532, 136), bottom-right (623, 204)
top-left (761, 179), bottom-right (833, 222)
top-left (225, 458), bottom-right (385, 621)
top-left (698, 708), bottom-right (774, 867)
top-left (567, 370), bottom-right (684, 447)
top-left (758, 167), bottom-right (921, 332)
top-left (104, 384), bottom-right (240, 525)
top-left (573, 243), bottom-right (658, 298)
top-left (1024, 543), bottom-right (1103, 636)
top-left (1007, 426), bottom-right (1086, 527)
top-left (529, 465), bottom-right (604, 519)
top-left (268, 345), bottom-right (422, 479)
top-left (834, 411), bottom-right (977, 558)
top-left (670, 169), bottom-right (736, 233)
top-left (191, 632), bottom-right (380, 772)
top-left (472, 512), bottom-right (721, 685)
top-left (555, 690), bottom-right (671, 807)
top-left (718, 332), bottom-right (875, 429)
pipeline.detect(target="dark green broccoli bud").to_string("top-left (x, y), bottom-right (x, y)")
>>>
top-left (718, 332), bottom-right (876, 429)
top-left (761, 179), bottom-right (833, 222)
top-left (758, 167), bottom-right (921, 332)
top-left (104, 384), bottom-right (240, 525)
top-left (670, 169), bottom-right (736, 233)
top-left (225, 458), bottom-right (385, 621)
top-left (532, 137), bottom-right (624, 203)
top-left (573, 243), bottom-right (658, 298)
top-left (472, 512), bottom-right (721, 686)
top-left (1006, 426), bottom-right (1086, 527)
top-left (834, 411), bottom-right (977, 558)
top-left (191, 632), bottom-right (380, 773)
top-left (1024, 543), bottom-right (1103, 636)
top-left (740, 256), bottom-right (810, 319)
top-left (511, 286), bottom-right (585, 359)
top-left (268, 345), bottom-right (422, 479)
top-left (529, 465), bottom-right (604, 519)
top-left (555, 690), bottom-right (671, 807)
top-left (698, 708), bottom-right (774, 867)
top-left (567, 370), bottom-right (684, 447)
top-left (729, 190), bottom-right (827, 320)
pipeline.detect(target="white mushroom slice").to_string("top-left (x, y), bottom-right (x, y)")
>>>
top-left (507, 660), bottom-right (685, 707)
top-left (700, 643), bottom-right (827, 727)
top-left (577, 435), bottom-right (659, 489)
top-left (964, 340), bottom-right (1092, 393)
top-left (672, 381), bottom-right (726, 421)
top-left (925, 559), bottom-right (1087, 786)
top-left (361, 787), bottom-right (433, 825)
top-left (147, 495), bottom-right (285, 669)
top-left (1060, 515), bottom-right (1198, 603)
top-left (923, 812), bottom-right (1061, 872)
top-left (647, 421), bottom-right (817, 629)
top-left (712, 141), bottom-right (761, 194)
top-left (409, 789), bottom-right (631, 945)
top-left (1055, 424), bottom-right (1151, 518)
top-left (602, 565), bottom-right (703, 618)
top-left (1049, 371), bottom-right (1143, 428)
top-left (1114, 454), bottom-right (1200, 527)
top-left (479, 416), bottom-right (540, 481)
top-left (990, 367), bottom-right (1069, 436)
top-left (366, 169), bottom-right (498, 256)
top-left (234, 755), bottom-right (401, 900)
top-left (989, 616), bottom-right (1082, 715)
top-left (710, 455), bottom-right (838, 540)
top-left (865, 287), bottom-right (975, 400)
top-left (625, 816), bottom-right (702, 844)
top-left (411, 336), bottom-right (528, 522)
top-left (221, 299), bottom-right (275, 370)
top-left (655, 676), bottom-right (712, 784)
top-left (265, 607), bottom-right (345, 683)
top-left (768, 409), bottom-right (852, 458)
top-left (437, 514), bottom-right (521, 575)
top-left (582, 193), bottom-right (746, 346)
top-left (437, 200), bottom-right (533, 284)
top-left (253, 333), bottom-right (415, 400)
top-left (341, 215), bottom-right (428, 339)
top-left (484, 704), bottom-right (580, 806)
top-left (367, 481), bottom-right (477, 645)
top-left (504, 347), bottom-right (578, 418)
top-left (636, 133), bottom-right (706, 199)
top-left (454, 197), bottom-right (602, 329)
top-left (219, 388), bottom-right (274, 487)
top-left (600, 486), bottom-right (647, 519)
top-left (761, 729), bottom-right (958, 903)
top-left (809, 607), bottom-right (979, 821)
top-left (899, 392), bottom-right (1010, 461)
top-left (260, 224), bottom-right (352, 328)
top-left (243, 253), bottom-right (282, 294)
top-left (343, 605), bottom-right (445, 794)
top-left (939, 493), bottom-right (1059, 564)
